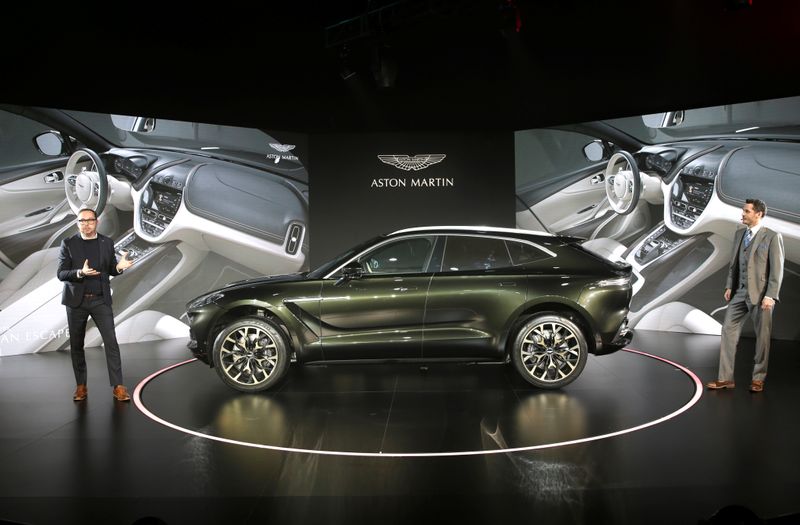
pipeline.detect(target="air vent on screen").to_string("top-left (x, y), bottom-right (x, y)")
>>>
top-left (285, 224), bottom-right (304, 255)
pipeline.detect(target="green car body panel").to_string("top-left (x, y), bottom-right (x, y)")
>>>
top-left (186, 227), bottom-right (633, 390)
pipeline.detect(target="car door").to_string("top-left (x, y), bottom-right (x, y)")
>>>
top-left (422, 235), bottom-right (531, 359)
top-left (319, 235), bottom-right (438, 361)
top-left (0, 109), bottom-right (74, 270)
top-left (515, 128), bottom-right (611, 236)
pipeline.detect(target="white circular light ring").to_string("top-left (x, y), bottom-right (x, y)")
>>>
top-left (133, 348), bottom-right (703, 458)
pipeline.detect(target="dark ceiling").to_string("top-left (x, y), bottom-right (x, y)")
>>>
top-left (2, 0), bottom-right (799, 132)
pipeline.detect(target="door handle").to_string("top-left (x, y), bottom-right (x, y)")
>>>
top-left (577, 203), bottom-right (598, 214)
top-left (44, 171), bottom-right (64, 183)
top-left (25, 206), bottom-right (54, 217)
top-left (499, 282), bottom-right (517, 287)
top-left (590, 174), bottom-right (605, 184)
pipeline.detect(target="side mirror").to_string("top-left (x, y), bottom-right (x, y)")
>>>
top-left (335, 262), bottom-right (364, 285)
top-left (111, 115), bottom-right (156, 133)
top-left (642, 111), bottom-right (684, 129)
top-left (343, 263), bottom-right (364, 280)
top-left (33, 131), bottom-right (66, 156)
top-left (583, 140), bottom-right (612, 162)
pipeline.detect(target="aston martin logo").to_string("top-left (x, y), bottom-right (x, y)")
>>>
top-left (267, 143), bottom-right (299, 164)
top-left (270, 143), bottom-right (296, 153)
top-left (372, 152), bottom-right (453, 188)
top-left (377, 154), bottom-right (446, 171)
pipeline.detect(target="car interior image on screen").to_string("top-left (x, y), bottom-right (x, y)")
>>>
top-left (0, 106), bottom-right (309, 357)
top-left (515, 96), bottom-right (800, 342)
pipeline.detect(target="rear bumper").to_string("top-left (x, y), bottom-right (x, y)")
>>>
top-left (593, 319), bottom-right (634, 356)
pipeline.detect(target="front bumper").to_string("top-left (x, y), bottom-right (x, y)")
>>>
top-left (185, 304), bottom-right (225, 365)
top-left (187, 327), bottom-right (211, 364)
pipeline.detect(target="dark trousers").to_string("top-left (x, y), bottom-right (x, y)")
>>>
top-left (66, 296), bottom-right (123, 387)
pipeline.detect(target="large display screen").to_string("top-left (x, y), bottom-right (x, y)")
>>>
top-left (1, 95), bottom-right (799, 358)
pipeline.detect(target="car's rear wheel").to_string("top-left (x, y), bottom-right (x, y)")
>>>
top-left (511, 314), bottom-right (588, 389)
top-left (212, 318), bottom-right (289, 392)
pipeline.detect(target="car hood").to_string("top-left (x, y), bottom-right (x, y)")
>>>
top-left (221, 272), bottom-right (310, 292)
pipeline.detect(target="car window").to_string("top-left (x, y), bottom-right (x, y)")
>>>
top-left (605, 95), bottom-right (800, 144)
top-left (442, 236), bottom-right (512, 272)
top-left (505, 240), bottom-right (552, 266)
top-left (0, 110), bottom-right (61, 168)
top-left (359, 236), bottom-right (435, 275)
top-left (514, 128), bottom-right (601, 192)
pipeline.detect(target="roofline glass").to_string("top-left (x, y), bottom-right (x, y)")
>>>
top-left (602, 95), bottom-right (800, 144)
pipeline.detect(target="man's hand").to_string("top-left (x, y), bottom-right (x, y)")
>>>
top-left (723, 288), bottom-right (732, 302)
top-left (82, 259), bottom-right (100, 277)
top-left (761, 296), bottom-right (775, 311)
top-left (116, 251), bottom-right (133, 272)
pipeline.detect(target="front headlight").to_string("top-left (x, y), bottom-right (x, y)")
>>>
top-left (187, 292), bottom-right (225, 310)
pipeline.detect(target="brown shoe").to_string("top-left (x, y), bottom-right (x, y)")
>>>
top-left (706, 380), bottom-right (735, 390)
top-left (749, 380), bottom-right (764, 393)
top-left (73, 384), bottom-right (88, 401)
top-left (112, 385), bottom-right (131, 402)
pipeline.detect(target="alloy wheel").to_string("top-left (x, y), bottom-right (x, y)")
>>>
top-left (219, 324), bottom-right (279, 386)
top-left (519, 320), bottom-right (582, 383)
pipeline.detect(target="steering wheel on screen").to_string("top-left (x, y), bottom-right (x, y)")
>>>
top-left (604, 151), bottom-right (641, 215)
top-left (64, 148), bottom-right (108, 217)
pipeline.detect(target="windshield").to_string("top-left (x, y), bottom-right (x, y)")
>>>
top-left (63, 109), bottom-right (308, 182)
top-left (65, 110), bottom-right (279, 152)
top-left (604, 95), bottom-right (800, 144)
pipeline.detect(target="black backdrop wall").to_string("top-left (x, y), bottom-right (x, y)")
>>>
top-left (308, 131), bottom-right (515, 266)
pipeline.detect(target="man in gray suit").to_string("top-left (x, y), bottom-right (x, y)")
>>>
top-left (707, 198), bottom-right (784, 393)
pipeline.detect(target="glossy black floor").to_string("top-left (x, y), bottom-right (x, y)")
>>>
top-left (142, 346), bottom-right (698, 457)
top-left (0, 331), bottom-right (798, 525)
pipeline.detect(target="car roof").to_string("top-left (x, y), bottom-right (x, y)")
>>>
top-left (389, 225), bottom-right (556, 240)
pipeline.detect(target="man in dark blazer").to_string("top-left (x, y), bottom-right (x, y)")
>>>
top-left (707, 198), bottom-right (784, 393)
top-left (57, 208), bottom-right (133, 401)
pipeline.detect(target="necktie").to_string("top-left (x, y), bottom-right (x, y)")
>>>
top-left (744, 228), bottom-right (753, 248)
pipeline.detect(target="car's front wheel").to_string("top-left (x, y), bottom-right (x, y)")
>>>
top-left (511, 314), bottom-right (588, 389)
top-left (212, 318), bottom-right (289, 392)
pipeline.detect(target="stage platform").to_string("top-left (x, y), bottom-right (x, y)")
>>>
top-left (0, 330), bottom-right (798, 524)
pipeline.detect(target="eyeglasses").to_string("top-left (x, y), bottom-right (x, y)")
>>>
top-left (77, 219), bottom-right (97, 224)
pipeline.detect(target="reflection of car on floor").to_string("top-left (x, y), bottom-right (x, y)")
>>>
top-left (186, 226), bottom-right (634, 392)
top-left (0, 105), bottom-right (309, 356)
top-left (515, 96), bottom-right (800, 340)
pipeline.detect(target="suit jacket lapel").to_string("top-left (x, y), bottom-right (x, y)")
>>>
top-left (748, 228), bottom-right (767, 267)
top-left (71, 234), bottom-right (86, 270)
top-left (98, 236), bottom-right (107, 268)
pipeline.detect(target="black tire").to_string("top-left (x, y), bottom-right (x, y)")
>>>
top-left (511, 314), bottom-right (588, 389)
top-left (212, 318), bottom-right (290, 392)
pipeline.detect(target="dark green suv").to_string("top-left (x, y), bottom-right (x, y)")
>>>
top-left (186, 226), bottom-right (633, 392)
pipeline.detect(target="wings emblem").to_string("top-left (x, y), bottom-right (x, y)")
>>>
top-left (377, 154), bottom-right (446, 171)
top-left (270, 143), bottom-right (296, 153)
